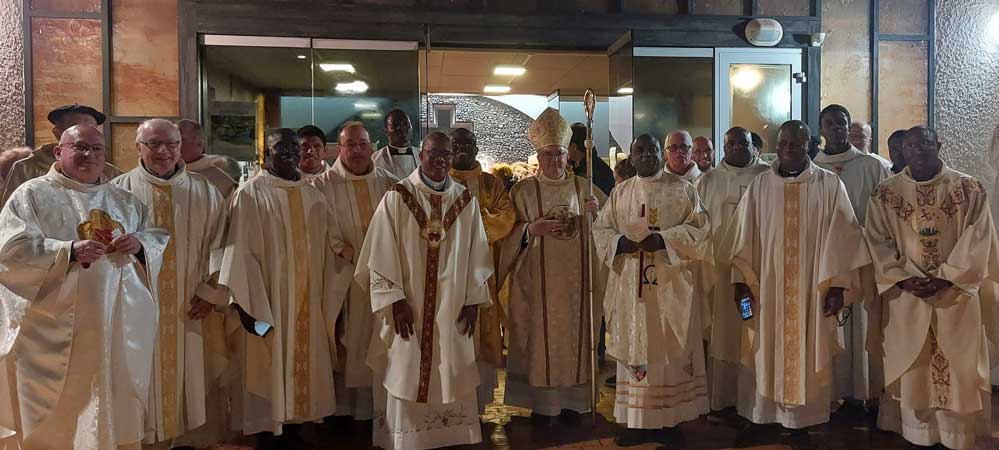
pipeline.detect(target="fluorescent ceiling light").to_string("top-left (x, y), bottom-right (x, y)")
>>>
top-left (617, 87), bottom-right (634, 94)
top-left (336, 81), bottom-right (369, 93)
top-left (493, 65), bottom-right (526, 76)
top-left (297, 55), bottom-right (307, 60)
top-left (320, 63), bottom-right (356, 73)
top-left (353, 102), bottom-right (377, 110)
top-left (360, 112), bottom-right (382, 119)
top-left (483, 85), bottom-right (511, 94)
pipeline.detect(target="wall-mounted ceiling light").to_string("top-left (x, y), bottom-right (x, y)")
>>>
top-left (353, 102), bottom-right (377, 110)
top-left (494, 65), bottom-right (527, 76)
top-left (297, 55), bottom-right (307, 60)
top-left (617, 87), bottom-right (634, 94)
top-left (336, 81), bottom-right (369, 93)
top-left (320, 63), bottom-right (356, 73)
top-left (483, 85), bottom-right (511, 94)
top-left (731, 68), bottom-right (762, 92)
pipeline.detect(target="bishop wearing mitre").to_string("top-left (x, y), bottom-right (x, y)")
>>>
top-left (356, 132), bottom-right (493, 450)
top-left (593, 134), bottom-right (710, 446)
top-left (219, 129), bottom-right (343, 446)
top-left (314, 122), bottom-right (398, 421)
top-left (0, 124), bottom-right (168, 450)
top-left (448, 127), bottom-right (516, 413)
top-left (500, 108), bottom-right (605, 423)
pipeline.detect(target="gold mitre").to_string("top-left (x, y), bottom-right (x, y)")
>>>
top-left (527, 107), bottom-right (572, 151)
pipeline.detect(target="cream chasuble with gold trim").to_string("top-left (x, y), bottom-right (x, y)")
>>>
top-left (730, 161), bottom-right (869, 428)
top-left (0, 166), bottom-right (167, 450)
top-left (865, 166), bottom-right (999, 449)
top-left (112, 163), bottom-right (228, 444)
top-left (219, 170), bottom-right (344, 435)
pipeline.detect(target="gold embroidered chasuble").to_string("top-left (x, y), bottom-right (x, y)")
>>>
top-left (0, 166), bottom-right (168, 449)
top-left (593, 170), bottom-right (710, 366)
top-left (865, 165), bottom-right (999, 414)
top-left (1, 145), bottom-right (123, 206)
top-left (357, 171), bottom-right (493, 405)
top-left (314, 160), bottom-right (398, 388)
top-left (500, 173), bottom-right (607, 388)
top-left (218, 170), bottom-right (343, 435)
top-left (730, 161), bottom-right (870, 407)
top-left (695, 158), bottom-right (770, 363)
top-left (450, 163), bottom-right (516, 367)
top-left (112, 163), bottom-right (228, 443)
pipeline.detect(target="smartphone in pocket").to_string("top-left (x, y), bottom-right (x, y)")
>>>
top-left (739, 296), bottom-right (754, 321)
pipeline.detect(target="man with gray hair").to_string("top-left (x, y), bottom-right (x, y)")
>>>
top-left (0, 124), bottom-right (167, 449)
top-left (664, 130), bottom-right (702, 183)
top-left (2, 104), bottom-right (122, 206)
top-left (178, 119), bottom-right (238, 198)
top-left (113, 119), bottom-right (229, 449)
top-left (849, 120), bottom-right (892, 169)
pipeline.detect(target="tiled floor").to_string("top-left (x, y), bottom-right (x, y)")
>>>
top-left (218, 364), bottom-right (999, 449)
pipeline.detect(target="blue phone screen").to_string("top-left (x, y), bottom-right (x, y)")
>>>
top-left (739, 297), bottom-right (754, 320)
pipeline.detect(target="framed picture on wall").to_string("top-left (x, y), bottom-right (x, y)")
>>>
top-left (208, 101), bottom-right (257, 161)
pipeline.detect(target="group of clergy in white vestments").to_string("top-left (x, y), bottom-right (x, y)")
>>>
top-left (0, 100), bottom-right (996, 450)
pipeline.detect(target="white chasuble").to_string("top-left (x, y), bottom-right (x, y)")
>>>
top-left (500, 173), bottom-right (606, 415)
top-left (314, 160), bottom-right (398, 419)
top-left (112, 164), bottom-right (228, 445)
top-left (1, 145), bottom-right (123, 206)
top-left (815, 146), bottom-right (890, 401)
top-left (0, 166), bottom-right (167, 450)
top-left (372, 146), bottom-right (421, 181)
top-left (186, 156), bottom-right (238, 199)
top-left (730, 161), bottom-right (870, 428)
top-left (356, 171), bottom-right (492, 450)
top-left (593, 170), bottom-right (711, 428)
top-left (865, 166), bottom-right (999, 449)
top-left (695, 158), bottom-right (769, 410)
top-left (219, 170), bottom-right (343, 435)
top-left (665, 163), bottom-right (702, 185)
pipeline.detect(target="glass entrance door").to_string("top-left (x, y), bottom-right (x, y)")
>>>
top-left (715, 48), bottom-right (803, 158)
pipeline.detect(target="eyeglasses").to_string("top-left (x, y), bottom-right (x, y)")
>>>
top-left (665, 144), bottom-right (692, 153)
top-left (139, 140), bottom-right (181, 151)
top-left (425, 151), bottom-right (454, 161)
top-left (66, 143), bottom-right (106, 155)
top-left (538, 151), bottom-right (566, 160)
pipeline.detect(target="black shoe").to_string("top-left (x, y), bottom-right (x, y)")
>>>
top-left (614, 429), bottom-right (654, 447)
top-left (558, 409), bottom-right (582, 426)
top-left (530, 413), bottom-right (556, 427)
top-left (652, 427), bottom-right (687, 448)
top-left (605, 375), bottom-right (617, 387)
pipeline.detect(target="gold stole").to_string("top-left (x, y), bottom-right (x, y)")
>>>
top-left (392, 184), bottom-right (472, 403)
top-left (151, 184), bottom-right (179, 438)
top-left (781, 183), bottom-right (803, 405)
top-left (284, 187), bottom-right (312, 418)
top-left (531, 177), bottom-right (590, 385)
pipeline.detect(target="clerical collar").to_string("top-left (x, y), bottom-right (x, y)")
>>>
top-left (389, 145), bottom-right (413, 155)
top-left (638, 169), bottom-right (664, 181)
top-left (538, 171), bottom-right (567, 183)
top-left (419, 170), bottom-right (449, 191)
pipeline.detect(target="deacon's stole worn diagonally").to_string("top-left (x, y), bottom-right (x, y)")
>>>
top-left (392, 184), bottom-right (473, 403)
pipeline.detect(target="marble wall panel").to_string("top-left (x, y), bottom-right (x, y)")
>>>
top-left (821, 0), bottom-right (871, 124)
top-left (879, 0), bottom-right (927, 35)
top-left (111, 122), bottom-right (139, 170)
top-left (621, 0), bottom-right (679, 14)
top-left (758, 0), bottom-right (810, 16)
top-left (877, 41), bottom-right (927, 156)
top-left (1, 0), bottom-right (25, 150)
top-left (30, 0), bottom-right (100, 12)
top-left (112, 0), bottom-right (179, 117)
top-left (30, 17), bottom-right (103, 147)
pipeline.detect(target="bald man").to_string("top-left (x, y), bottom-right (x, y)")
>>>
top-left (692, 136), bottom-right (715, 172)
top-left (314, 121), bottom-right (398, 422)
top-left (664, 130), bottom-right (702, 183)
top-left (0, 124), bottom-right (167, 450)
top-left (731, 120), bottom-right (870, 432)
top-left (848, 120), bottom-right (892, 169)
top-left (2, 104), bottom-right (122, 205)
top-left (112, 119), bottom-right (229, 449)
top-left (357, 132), bottom-right (493, 450)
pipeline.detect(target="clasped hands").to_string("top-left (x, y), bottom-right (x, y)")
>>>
top-left (897, 276), bottom-right (952, 298)
top-left (731, 283), bottom-right (845, 318)
top-left (391, 300), bottom-right (478, 340)
top-left (72, 234), bottom-right (142, 266)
